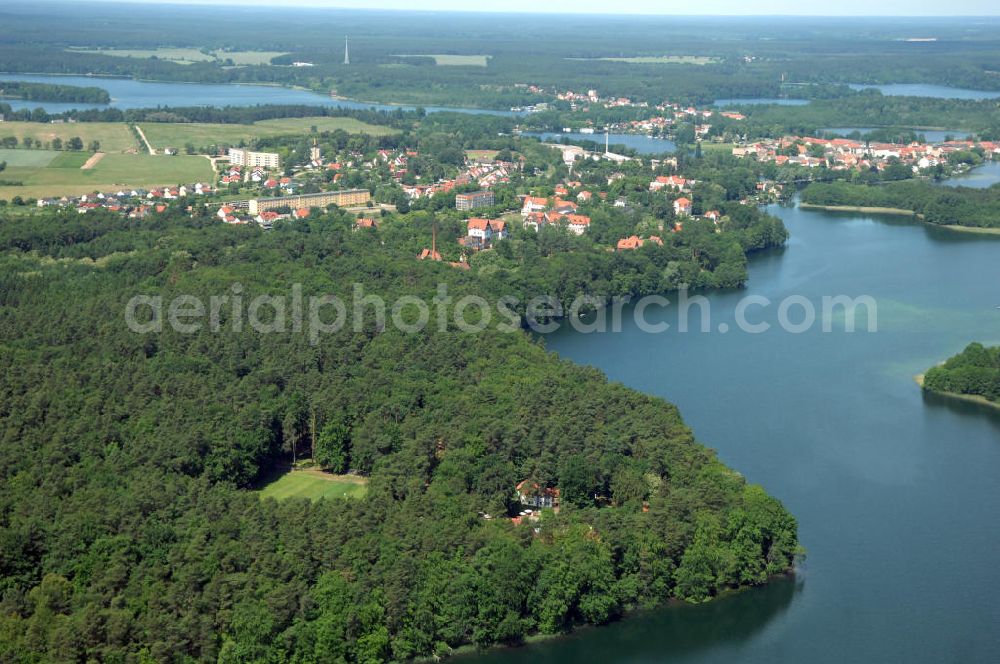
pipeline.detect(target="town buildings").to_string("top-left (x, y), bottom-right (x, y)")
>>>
top-left (248, 189), bottom-right (370, 215)
top-left (455, 189), bottom-right (495, 211)
top-left (228, 148), bottom-right (281, 169)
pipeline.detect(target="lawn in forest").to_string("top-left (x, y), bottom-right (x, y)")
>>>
top-left (258, 468), bottom-right (368, 502)
top-left (396, 54), bottom-right (490, 66)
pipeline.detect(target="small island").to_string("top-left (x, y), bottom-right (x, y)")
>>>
top-left (0, 80), bottom-right (111, 104)
top-left (919, 342), bottom-right (1000, 408)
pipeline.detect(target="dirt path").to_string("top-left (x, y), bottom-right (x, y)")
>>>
top-left (134, 124), bottom-right (156, 155)
top-left (81, 152), bottom-right (105, 170)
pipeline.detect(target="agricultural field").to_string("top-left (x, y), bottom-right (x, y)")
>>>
top-left (0, 148), bottom-right (60, 168)
top-left (138, 116), bottom-right (398, 150)
top-left (0, 121), bottom-right (137, 152)
top-left (595, 55), bottom-right (721, 65)
top-left (215, 50), bottom-right (288, 65)
top-left (397, 54), bottom-right (490, 66)
top-left (66, 47), bottom-right (287, 66)
top-left (0, 152), bottom-right (213, 200)
top-left (257, 468), bottom-right (368, 502)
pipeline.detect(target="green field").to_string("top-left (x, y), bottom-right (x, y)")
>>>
top-left (0, 148), bottom-right (58, 168)
top-left (138, 116), bottom-right (398, 150)
top-left (397, 54), bottom-right (490, 66)
top-left (67, 47), bottom-right (287, 66)
top-left (465, 149), bottom-right (499, 160)
top-left (258, 469), bottom-right (368, 501)
top-left (0, 153), bottom-right (213, 200)
top-left (215, 50), bottom-right (288, 65)
top-left (700, 142), bottom-right (738, 153)
top-left (0, 121), bottom-right (137, 152)
top-left (595, 55), bottom-right (720, 65)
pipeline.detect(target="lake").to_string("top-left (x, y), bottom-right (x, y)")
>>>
top-left (714, 98), bottom-right (810, 106)
top-left (935, 160), bottom-right (1000, 189)
top-left (523, 131), bottom-right (677, 155)
top-left (848, 83), bottom-right (1000, 100)
top-left (822, 127), bottom-right (971, 142)
top-left (469, 199), bottom-right (1000, 663)
top-left (0, 73), bottom-right (520, 116)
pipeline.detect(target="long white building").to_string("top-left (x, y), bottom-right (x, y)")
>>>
top-left (228, 148), bottom-right (281, 169)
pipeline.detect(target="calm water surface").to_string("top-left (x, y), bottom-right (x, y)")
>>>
top-left (470, 201), bottom-right (1000, 663)
top-left (822, 127), bottom-right (971, 142)
top-left (848, 83), bottom-right (1000, 100)
top-left (523, 131), bottom-right (677, 155)
top-left (0, 73), bottom-right (519, 116)
top-left (713, 98), bottom-right (809, 106)
top-left (936, 161), bottom-right (1000, 189)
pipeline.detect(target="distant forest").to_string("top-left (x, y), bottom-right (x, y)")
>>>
top-left (801, 180), bottom-right (1000, 229)
top-left (3, 4), bottom-right (1000, 108)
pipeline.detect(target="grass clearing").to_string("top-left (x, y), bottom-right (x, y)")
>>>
top-left (596, 55), bottom-right (720, 65)
top-left (66, 47), bottom-right (287, 66)
top-left (49, 152), bottom-right (92, 168)
top-left (138, 116), bottom-right (397, 150)
top-left (258, 468), bottom-right (368, 502)
top-left (0, 148), bottom-right (58, 168)
top-left (215, 50), bottom-right (288, 65)
top-left (700, 142), bottom-right (738, 154)
top-left (0, 153), bottom-right (213, 200)
top-left (465, 149), bottom-right (499, 161)
top-left (68, 47), bottom-right (215, 64)
top-left (0, 121), bottom-right (137, 153)
top-left (396, 54), bottom-right (490, 66)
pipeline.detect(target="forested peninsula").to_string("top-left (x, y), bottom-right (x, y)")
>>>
top-left (0, 207), bottom-right (799, 662)
top-left (0, 81), bottom-right (111, 104)
top-left (800, 180), bottom-right (1000, 231)
top-left (922, 343), bottom-right (1000, 406)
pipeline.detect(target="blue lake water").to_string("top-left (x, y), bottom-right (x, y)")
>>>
top-left (523, 131), bottom-right (677, 155)
top-left (471, 195), bottom-right (1000, 663)
top-left (822, 127), bottom-right (971, 142)
top-left (713, 98), bottom-right (810, 106)
top-left (848, 83), bottom-right (1000, 100)
top-left (0, 73), bottom-right (520, 116)
top-left (935, 161), bottom-right (1000, 189)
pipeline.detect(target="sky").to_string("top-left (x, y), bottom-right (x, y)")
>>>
top-left (94, 0), bottom-right (1000, 16)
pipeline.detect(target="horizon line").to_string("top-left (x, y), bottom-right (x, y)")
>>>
top-left (29, 1), bottom-right (1000, 18)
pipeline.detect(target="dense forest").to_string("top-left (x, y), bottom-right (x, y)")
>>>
top-left (800, 180), bottom-right (1000, 229)
top-left (0, 206), bottom-right (798, 662)
top-left (923, 343), bottom-right (1000, 403)
top-left (0, 81), bottom-right (110, 104)
top-left (3, 4), bottom-right (1000, 110)
top-left (735, 93), bottom-right (1000, 138)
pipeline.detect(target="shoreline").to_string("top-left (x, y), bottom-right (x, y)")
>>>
top-left (0, 71), bottom-right (514, 113)
top-left (437, 568), bottom-right (799, 662)
top-left (798, 203), bottom-right (921, 217)
top-left (914, 373), bottom-right (1000, 411)
top-left (800, 203), bottom-right (1000, 236)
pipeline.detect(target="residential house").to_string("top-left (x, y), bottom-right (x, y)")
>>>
top-left (565, 214), bottom-right (591, 235)
top-left (516, 481), bottom-right (560, 509)
top-left (673, 197), bottom-right (693, 216)
top-left (521, 195), bottom-right (548, 216)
